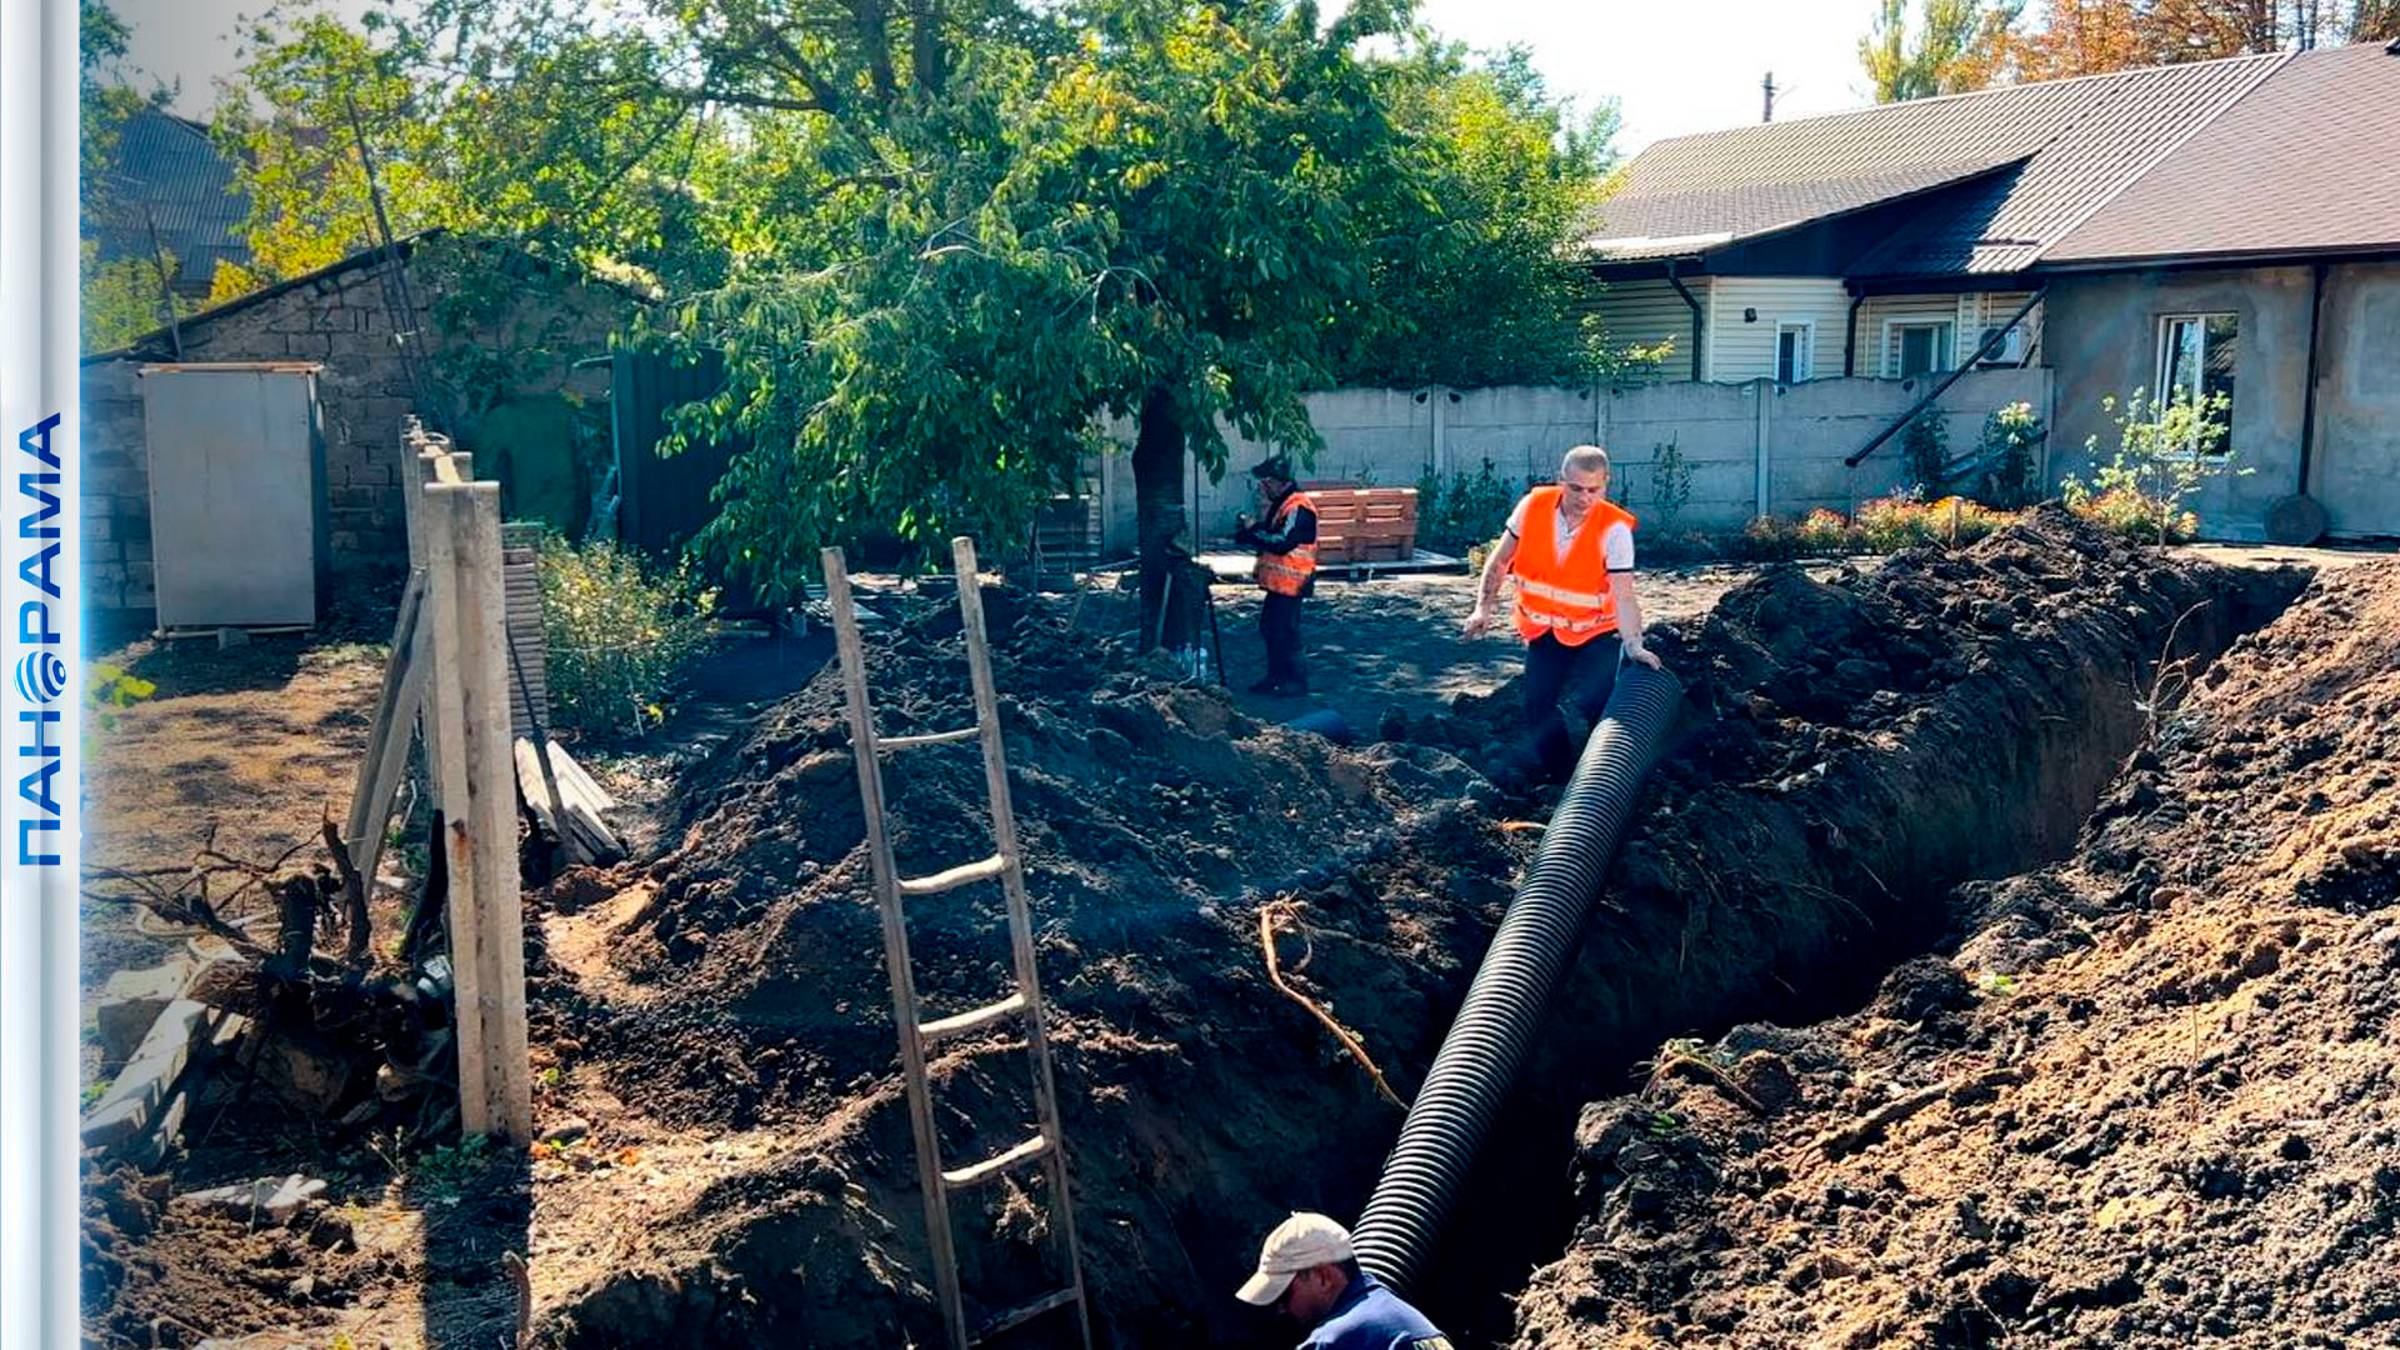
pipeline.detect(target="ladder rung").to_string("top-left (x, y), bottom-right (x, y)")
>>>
top-left (942, 1133), bottom-right (1050, 1189)
top-left (972, 1286), bottom-right (1082, 1343)
top-left (880, 725), bottom-right (981, 751)
top-left (918, 992), bottom-right (1028, 1043)
top-left (898, 852), bottom-right (1008, 897)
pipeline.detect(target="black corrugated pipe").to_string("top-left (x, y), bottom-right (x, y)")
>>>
top-left (1352, 663), bottom-right (1685, 1293)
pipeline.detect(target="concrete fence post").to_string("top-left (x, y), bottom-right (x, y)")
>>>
top-left (1753, 379), bottom-right (1773, 520)
top-left (420, 477), bottom-right (533, 1144)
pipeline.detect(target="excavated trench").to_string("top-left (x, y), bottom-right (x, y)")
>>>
top-left (534, 511), bottom-right (2307, 1349)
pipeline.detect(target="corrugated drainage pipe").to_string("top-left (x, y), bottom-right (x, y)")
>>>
top-left (1352, 662), bottom-right (1686, 1294)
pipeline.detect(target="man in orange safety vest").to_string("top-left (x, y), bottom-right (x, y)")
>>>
top-left (1235, 455), bottom-right (1320, 696)
top-left (1463, 445), bottom-right (1662, 787)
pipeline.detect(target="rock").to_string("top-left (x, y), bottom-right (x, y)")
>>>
top-left (252, 1031), bottom-right (354, 1115)
top-left (183, 1173), bottom-right (327, 1225)
top-left (306, 1210), bottom-right (356, 1252)
top-left (285, 1273), bottom-right (318, 1304)
top-left (541, 1115), bottom-right (591, 1146)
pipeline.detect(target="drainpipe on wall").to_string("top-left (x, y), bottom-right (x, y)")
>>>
top-left (1843, 292), bottom-right (1867, 377)
top-left (1665, 262), bottom-right (1705, 382)
top-left (2296, 262), bottom-right (2328, 497)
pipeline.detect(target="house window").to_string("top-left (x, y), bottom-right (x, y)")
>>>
top-left (1775, 322), bottom-right (1814, 383)
top-left (2156, 313), bottom-right (2238, 454)
top-left (1889, 321), bottom-right (1953, 378)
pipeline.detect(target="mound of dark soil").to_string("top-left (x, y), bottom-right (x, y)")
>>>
top-left (535, 509), bottom-right (2302, 1348)
top-left (1511, 560), bottom-right (2399, 1349)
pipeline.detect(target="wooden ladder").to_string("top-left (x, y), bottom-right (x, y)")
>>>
top-left (822, 537), bottom-right (1095, 1350)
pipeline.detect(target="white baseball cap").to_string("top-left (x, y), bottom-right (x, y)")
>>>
top-left (1235, 1212), bottom-right (1356, 1306)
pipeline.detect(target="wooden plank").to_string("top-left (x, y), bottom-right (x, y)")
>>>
top-left (423, 480), bottom-right (533, 1143)
top-left (345, 571), bottom-right (427, 890)
top-left (545, 742), bottom-right (620, 813)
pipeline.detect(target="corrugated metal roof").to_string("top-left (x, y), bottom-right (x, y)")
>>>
top-left (2045, 42), bottom-right (2400, 264)
top-left (91, 110), bottom-right (251, 296)
top-left (1853, 54), bottom-right (2283, 277)
top-left (1589, 52), bottom-right (2284, 276)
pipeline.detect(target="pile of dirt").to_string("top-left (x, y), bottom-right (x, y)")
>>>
top-left (531, 509), bottom-right (2303, 1347)
top-left (1510, 560), bottom-right (2399, 1348)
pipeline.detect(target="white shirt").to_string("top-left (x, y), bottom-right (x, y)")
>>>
top-left (1506, 495), bottom-right (1636, 573)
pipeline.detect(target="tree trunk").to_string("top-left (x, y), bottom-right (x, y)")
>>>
top-left (1131, 384), bottom-right (1206, 653)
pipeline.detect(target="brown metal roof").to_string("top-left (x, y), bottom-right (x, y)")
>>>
top-left (1589, 52), bottom-right (2285, 276)
top-left (2045, 42), bottom-right (2400, 265)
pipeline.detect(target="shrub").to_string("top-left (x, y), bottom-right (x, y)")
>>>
top-left (1648, 438), bottom-right (1693, 535)
top-left (537, 537), bottom-right (717, 738)
top-left (1415, 458), bottom-right (1518, 557)
top-left (1733, 496), bottom-right (2024, 560)
top-left (2060, 388), bottom-right (2240, 546)
top-left (2067, 484), bottom-right (2199, 545)
top-left (1857, 493), bottom-right (1938, 553)
top-left (1739, 515), bottom-right (1802, 561)
top-left (1795, 508), bottom-right (1856, 555)
top-left (1900, 413), bottom-right (1949, 493)
top-left (1976, 401), bottom-right (2045, 508)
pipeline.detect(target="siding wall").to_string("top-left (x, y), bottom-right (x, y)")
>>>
top-left (1594, 278), bottom-right (1705, 378)
top-left (1859, 292), bottom-right (2047, 376)
top-left (1703, 276), bottom-right (1853, 382)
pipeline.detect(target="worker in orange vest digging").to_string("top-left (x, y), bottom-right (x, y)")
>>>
top-left (1235, 455), bottom-right (1320, 696)
top-left (1463, 444), bottom-right (1662, 789)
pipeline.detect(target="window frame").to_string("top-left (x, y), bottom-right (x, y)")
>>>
top-left (2153, 311), bottom-right (2239, 458)
top-left (1884, 319), bottom-right (1954, 379)
top-left (1774, 320), bottom-right (1815, 384)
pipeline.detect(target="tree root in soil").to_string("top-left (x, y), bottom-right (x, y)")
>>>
top-left (1259, 897), bottom-right (1410, 1109)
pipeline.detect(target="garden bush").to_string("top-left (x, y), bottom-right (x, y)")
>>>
top-left (537, 537), bottom-right (718, 738)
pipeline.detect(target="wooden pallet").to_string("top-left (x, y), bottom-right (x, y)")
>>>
top-left (1302, 484), bottom-right (1418, 565)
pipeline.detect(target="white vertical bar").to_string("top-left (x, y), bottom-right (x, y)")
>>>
top-left (1, 3), bottom-right (84, 1348)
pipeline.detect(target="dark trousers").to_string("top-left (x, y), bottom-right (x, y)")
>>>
top-left (1522, 632), bottom-right (1623, 780)
top-left (1259, 591), bottom-right (1305, 685)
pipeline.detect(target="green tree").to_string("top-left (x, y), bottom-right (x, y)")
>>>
top-left (1334, 43), bottom-right (1623, 389)
top-left (240, 0), bottom-right (1629, 647)
top-left (1860, 0), bottom-right (2021, 101)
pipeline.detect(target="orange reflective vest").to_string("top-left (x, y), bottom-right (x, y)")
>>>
top-left (1254, 490), bottom-right (1319, 596)
top-left (1511, 486), bottom-right (1637, 647)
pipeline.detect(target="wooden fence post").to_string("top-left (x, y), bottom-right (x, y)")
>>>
top-left (420, 476), bottom-right (533, 1143)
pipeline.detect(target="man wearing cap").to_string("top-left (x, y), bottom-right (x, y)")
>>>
top-left (1233, 456), bottom-right (1320, 696)
top-left (1463, 444), bottom-right (1662, 789)
top-left (1236, 1212), bottom-right (1453, 1350)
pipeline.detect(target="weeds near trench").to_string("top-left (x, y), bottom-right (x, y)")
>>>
top-left (1637, 1037), bottom-right (1765, 1115)
top-left (2126, 600), bottom-right (2212, 769)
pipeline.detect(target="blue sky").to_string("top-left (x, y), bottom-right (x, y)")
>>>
top-left (115, 0), bottom-right (1880, 156)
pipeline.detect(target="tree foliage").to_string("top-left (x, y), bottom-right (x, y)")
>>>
top-left (1864, 0), bottom-right (2389, 92)
top-left (1860, 0), bottom-right (2022, 101)
top-left (209, 0), bottom-right (1623, 642)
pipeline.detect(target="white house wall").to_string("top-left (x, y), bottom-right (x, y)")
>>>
top-left (1701, 277), bottom-right (1852, 383)
top-left (1594, 277), bottom-right (1704, 378)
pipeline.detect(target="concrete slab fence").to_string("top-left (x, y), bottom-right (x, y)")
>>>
top-left (1098, 369), bottom-right (2053, 554)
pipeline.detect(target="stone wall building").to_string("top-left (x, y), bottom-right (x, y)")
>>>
top-left (82, 235), bottom-right (636, 612)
